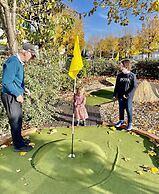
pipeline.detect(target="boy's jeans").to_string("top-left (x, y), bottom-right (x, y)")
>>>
top-left (118, 97), bottom-right (133, 124)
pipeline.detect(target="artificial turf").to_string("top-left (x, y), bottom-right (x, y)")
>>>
top-left (86, 87), bottom-right (114, 106)
top-left (0, 126), bottom-right (159, 194)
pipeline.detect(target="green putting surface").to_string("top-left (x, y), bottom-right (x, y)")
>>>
top-left (87, 88), bottom-right (114, 106)
top-left (0, 126), bottom-right (159, 194)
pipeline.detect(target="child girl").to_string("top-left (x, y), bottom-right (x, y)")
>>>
top-left (74, 87), bottom-right (88, 126)
top-left (113, 59), bottom-right (137, 130)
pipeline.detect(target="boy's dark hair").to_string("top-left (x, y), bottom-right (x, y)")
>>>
top-left (121, 59), bottom-right (132, 71)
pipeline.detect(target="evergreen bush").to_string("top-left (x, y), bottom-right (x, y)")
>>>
top-left (0, 50), bottom-right (70, 134)
top-left (133, 60), bottom-right (159, 79)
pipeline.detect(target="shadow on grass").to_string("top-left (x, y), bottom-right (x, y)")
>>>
top-left (142, 135), bottom-right (159, 168)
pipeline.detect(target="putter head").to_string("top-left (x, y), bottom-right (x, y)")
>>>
top-left (68, 153), bottom-right (75, 158)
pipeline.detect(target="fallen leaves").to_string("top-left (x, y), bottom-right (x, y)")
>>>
top-left (148, 150), bottom-right (157, 156)
top-left (19, 152), bottom-right (27, 156)
top-left (122, 157), bottom-right (131, 162)
top-left (0, 145), bottom-right (8, 149)
top-left (109, 126), bottom-right (116, 131)
top-left (150, 167), bottom-right (159, 174)
top-left (135, 170), bottom-right (144, 175)
top-left (47, 129), bottom-right (57, 135)
top-left (16, 169), bottom-right (21, 173)
top-left (138, 165), bottom-right (159, 175)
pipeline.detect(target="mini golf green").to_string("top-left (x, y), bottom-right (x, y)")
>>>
top-left (0, 126), bottom-right (159, 194)
top-left (87, 87), bottom-right (114, 106)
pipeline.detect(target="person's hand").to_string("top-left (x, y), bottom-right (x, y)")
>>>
top-left (112, 96), bottom-right (116, 101)
top-left (123, 95), bottom-right (127, 99)
top-left (25, 88), bottom-right (31, 97)
top-left (16, 95), bottom-right (24, 103)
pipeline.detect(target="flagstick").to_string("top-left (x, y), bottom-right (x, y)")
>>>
top-left (68, 78), bottom-right (76, 158)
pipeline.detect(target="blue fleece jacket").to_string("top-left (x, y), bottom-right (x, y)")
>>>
top-left (2, 55), bottom-right (24, 97)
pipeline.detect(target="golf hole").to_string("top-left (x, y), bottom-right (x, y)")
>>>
top-left (31, 139), bottom-right (118, 188)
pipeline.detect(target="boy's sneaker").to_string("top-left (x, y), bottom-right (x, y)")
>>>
top-left (115, 120), bottom-right (124, 128)
top-left (14, 145), bottom-right (33, 152)
top-left (23, 138), bottom-right (31, 145)
top-left (127, 123), bottom-right (133, 131)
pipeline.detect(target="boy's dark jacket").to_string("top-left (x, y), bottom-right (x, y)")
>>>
top-left (113, 72), bottom-right (137, 98)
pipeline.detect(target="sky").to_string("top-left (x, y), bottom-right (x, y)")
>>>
top-left (62, 0), bottom-right (143, 41)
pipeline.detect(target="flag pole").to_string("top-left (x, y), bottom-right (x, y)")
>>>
top-left (68, 78), bottom-right (76, 158)
top-left (68, 35), bottom-right (83, 159)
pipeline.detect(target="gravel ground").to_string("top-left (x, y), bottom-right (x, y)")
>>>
top-left (100, 101), bottom-right (159, 136)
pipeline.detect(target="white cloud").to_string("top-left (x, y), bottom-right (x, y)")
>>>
top-left (98, 13), bottom-right (107, 19)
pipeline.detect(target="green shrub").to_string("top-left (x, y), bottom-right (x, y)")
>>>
top-left (0, 50), bottom-right (70, 134)
top-left (90, 58), bottom-right (118, 76)
top-left (133, 60), bottom-right (159, 79)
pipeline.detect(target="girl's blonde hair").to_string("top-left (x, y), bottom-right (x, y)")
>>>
top-left (76, 86), bottom-right (85, 95)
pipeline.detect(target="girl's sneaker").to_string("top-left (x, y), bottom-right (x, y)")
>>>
top-left (76, 120), bottom-right (80, 126)
top-left (115, 120), bottom-right (124, 127)
top-left (83, 120), bottom-right (86, 126)
top-left (127, 123), bottom-right (133, 131)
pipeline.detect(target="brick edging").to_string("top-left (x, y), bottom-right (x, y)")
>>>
top-left (0, 128), bottom-right (37, 146)
top-left (132, 129), bottom-right (159, 143)
top-left (0, 127), bottom-right (159, 146)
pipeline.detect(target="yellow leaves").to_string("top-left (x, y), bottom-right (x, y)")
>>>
top-left (139, 165), bottom-right (159, 174)
top-left (147, 129), bottom-right (156, 134)
top-left (19, 152), bottom-right (27, 156)
top-left (101, 4), bottom-right (105, 8)
top-left (150, 167), bottom-right (159, 174)
top-left (148, 150), bottom-right (157, 157)
top-left (109, 126), bottom-right (116, 131)
top-left (151, 0), bottom-right (159, 12)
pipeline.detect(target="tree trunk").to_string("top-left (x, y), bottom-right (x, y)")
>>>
top-left (0, 0), bottom-right (17, 54)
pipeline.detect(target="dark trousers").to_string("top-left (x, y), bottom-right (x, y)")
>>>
top-left (118, 97), bottom-right (133, 124)
top-left (1, 93), bottom-right (25, 148)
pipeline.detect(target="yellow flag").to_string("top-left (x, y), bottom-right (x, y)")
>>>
top-left (115, 52), bottom-right (119, 61)
top-left (68, 36), bottom-right (83, 79)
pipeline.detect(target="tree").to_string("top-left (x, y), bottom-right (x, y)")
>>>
top-left (99, 36), bottom-right (119, 58)
top-left (61, 9), bottom-right (85, 54)
top-left (118, 34), bottom-right (133, 58)
top-left (0, 0), bottom-right (67, 53)
top-left (0, 0), bottom-right (17, 53)
top-left (137, 16), bottom-right (159, 58)
top-left (86, 0), bottom-right (159, 25)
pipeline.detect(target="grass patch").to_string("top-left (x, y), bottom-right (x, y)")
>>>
top-left (0, 126), bottom-right (158, 194)
top-left (106, 77), bottom-right (116, 85)
top-left (86, 87), bottom-right (114, 106)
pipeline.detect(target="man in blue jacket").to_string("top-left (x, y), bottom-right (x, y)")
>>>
top-left (1, 43), bottom-right (37, 152)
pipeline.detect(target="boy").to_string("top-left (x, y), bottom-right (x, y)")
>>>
top-left (113, 59), bottom-right (137, 130)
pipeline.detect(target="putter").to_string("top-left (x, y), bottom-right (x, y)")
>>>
top-left (109, 100), bottom-right (116, 124)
